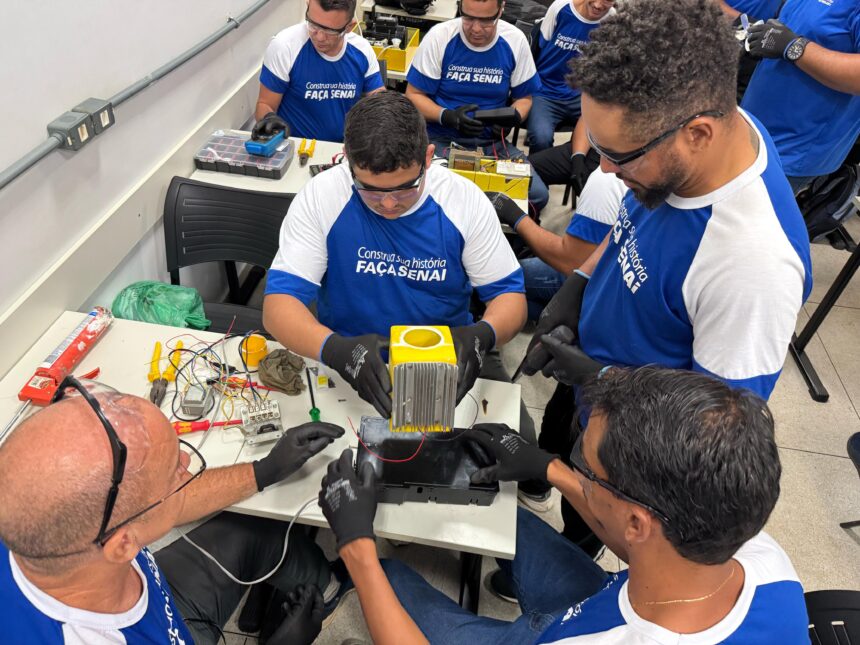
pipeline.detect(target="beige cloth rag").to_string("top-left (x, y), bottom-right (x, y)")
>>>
top-left (258, 349), bottom-right (306, 395)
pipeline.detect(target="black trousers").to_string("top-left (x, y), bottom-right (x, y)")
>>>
top-left (156, 512), bottom-right (330, 645)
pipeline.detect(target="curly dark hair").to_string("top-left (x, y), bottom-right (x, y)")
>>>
top-left (345, 92), bottom-right (429, 173)
top-left (582, 367), bottom-right (781, 565)
top-left (569, 0), bottom-right (739, 137)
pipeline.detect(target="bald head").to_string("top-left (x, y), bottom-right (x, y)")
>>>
top-left (0, 392), bottom-right (174, 567)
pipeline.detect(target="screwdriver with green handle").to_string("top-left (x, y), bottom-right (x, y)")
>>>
top-left (306, 368), bottom-right (320, 421)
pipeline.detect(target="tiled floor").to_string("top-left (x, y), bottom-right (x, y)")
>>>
top-left (223, 172), bottom-right (860, 644)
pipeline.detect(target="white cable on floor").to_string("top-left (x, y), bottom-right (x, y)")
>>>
top-left (179, 497), bottom-right (318, 585)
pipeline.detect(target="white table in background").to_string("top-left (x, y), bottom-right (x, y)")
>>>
top-left (0, 312), bottom-right (519, 566)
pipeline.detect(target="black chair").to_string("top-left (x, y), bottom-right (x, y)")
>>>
top-left (807, 590), bottom-right (860, 644)
top-left (163, 176), bottom-right (292, 336)
top-left (841, 432), bottom-right (860, 531)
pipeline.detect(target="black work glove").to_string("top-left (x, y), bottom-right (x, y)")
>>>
top-left (319, 449), bottom-right (378, 551)
top-left (490, 109), bottom-right (522, 140)
top-left (253, 422), bottom-right (344, 491)
top-left (265, 585), bottom-right (324, 645)
top-left (321, 333), bottom-right (392, 418)
top-left (746, 19), bottom-right (801, 59)
top-left (252, 111), bottom-right (290, 140)
top-left (486, 191), bottom-right (526, 230)
top-left (440, 104), bottom-right (485, 137)
top-left (540, 335), bottom-right (605, 386)
top-left (451, 321), bottom-right (495, 404)
top-left (467, 423), bottom-right (556, 483)
top-left (522, 270), bottom-right (590, 375)
top-left (569, 152), bottom-right (590, 196)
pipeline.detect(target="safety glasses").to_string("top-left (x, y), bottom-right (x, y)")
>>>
top-left (459, 2), bottom-right (502, 27)
top-left (52, 376), bottom-right (206, 545)
top-left (350, 164), bottom-right (425, 203)
top-left (587, 110), bottom-right (725, 167)
top-left (305, 11), bottom-right (351, 37)
top-left (570, 431), bottom-right (674, 528)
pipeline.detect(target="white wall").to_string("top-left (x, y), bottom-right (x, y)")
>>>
top-left (0, 0), bottom-right (301, 377)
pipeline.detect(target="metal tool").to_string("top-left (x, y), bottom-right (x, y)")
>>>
top-left (298, 138), bottom-right (316, 167)
top-left (1, 308), bottom-right (114, 442)
top-left (148, 340), bottom-right (182, 407)
top-left (512, 325), bottom-right (576, 382)
top-left (306, 368), bottom-right (320, 422)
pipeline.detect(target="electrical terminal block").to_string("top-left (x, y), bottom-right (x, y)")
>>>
top-left (495, 159), bottom-right (532, 178)
top-left (240, 400), bottom-right (284, 446)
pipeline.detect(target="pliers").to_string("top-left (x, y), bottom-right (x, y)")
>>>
top-left (148, 340), bottom-right (182, 406)
top-left (298, 138), bottom-right (316, 167)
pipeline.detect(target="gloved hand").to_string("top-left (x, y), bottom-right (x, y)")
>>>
top-left (569, 152), bottom-right (590, 196)
top-left (467, 423), bottom-right (556, 483)
top-left (490, 109), bottom-right (522, 140)
top-left (266, 585), bottom-right (324, 645)
top-left (440, 104), bottom-right (485, 137)
top-left (540, 334), bottom-right (605, 386)
top-left (253, 422), bottom-right (344, 491)
top-left (319, 449), bottom-right (378, 551)
top-left (252, 112), bottom-right (290, 140)
top-left (451, 321), bottom-right (495, 404)
top-left (486, 191), bottom-right (526, 230)
top-left (522, 270), bottom-right (590, 375)
top-left (746, 19), bottom-right (801, 59)
top-left (321, 333), bottom-right (392, 418)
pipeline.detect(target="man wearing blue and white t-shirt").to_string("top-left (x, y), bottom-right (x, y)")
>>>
top-left (252, 0), bottom-right (384, 143)
top-left (317, 367), bottom-right (809, 644)
top-left (405, 0), bottom-right (549, 209)
top-left (740, 0), bottom-right (860, 193)
top-left (263, 92), bottom-right (535, 441)
top-left (0, 384), bottom-right (345, 644)
top-left (526, 0), bottom-right (614, 154)
top-left (490, 167), bottom-right (626, 320)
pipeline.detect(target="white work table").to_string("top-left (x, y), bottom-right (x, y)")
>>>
top-left (0, 312), bottom-right (519, 561)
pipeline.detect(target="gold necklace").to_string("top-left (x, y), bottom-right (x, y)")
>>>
top-left (632, 563), bottom-right (737, 607)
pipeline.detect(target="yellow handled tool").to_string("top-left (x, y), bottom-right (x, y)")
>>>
top-left (164, 341), bottom-right (183, 382)
top-left (148, 342), bottom-right (162, 382)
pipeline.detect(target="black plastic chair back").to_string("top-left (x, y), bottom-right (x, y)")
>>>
top-left (164, 176), bottom-right (290, 280)
top-left (807, 590), bottom-right (860, 645)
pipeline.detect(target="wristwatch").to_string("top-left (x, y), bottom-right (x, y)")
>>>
top-left (784, 37), bottom-right (810, 62)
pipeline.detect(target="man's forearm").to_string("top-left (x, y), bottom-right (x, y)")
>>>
top-left (263, 294), bottom-right (333, 361)
top-left (516, 220), bottom-right (596, 274)
top-left (511, 96), bottom-right (532, 121)
top-left (716, 0), bottom-right (740, 19)
top-left (341, 539), bottom-right (429, 645)
top-left (579, 231), bottom-right (610, 275)
top-left (481, 292), bottom-right (527, 346)
top-left (405, 85), bottom-right (444, 124)
top-left (797, 44), bottom-right (860, 95)
top-left (175, 463), bottom-right (258, 525)
top-left (571, 118), bottom-right (590, 155)
top-left (255, 101), bottom-right (278, 120)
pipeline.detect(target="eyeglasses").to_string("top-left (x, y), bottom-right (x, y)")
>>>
top-left (587, 110), bottom-right (725, 168)
top-left (570, 431), bottom-right (674, 528)
top-left (51, 377), bottom-right (207, 546)
top-left (350, 164), bottom-right (425, 203)
top-left (305, 12), bottom-right (351, 37)
top-left (459, 2), bottom-right (502, 27)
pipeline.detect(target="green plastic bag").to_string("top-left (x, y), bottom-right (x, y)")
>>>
top-left (112, 281), bottom-right (211, 329)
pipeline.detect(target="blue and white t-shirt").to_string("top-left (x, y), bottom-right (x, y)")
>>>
top-left (566, 167), bottom-right (626, 244)
top-left (725, 0), bottom-right (782, 20)
top-left (265, 163), bottom-right (524, 338)
top-left (407, 18), bottom-right (540, 141)
top-left (741, 0), bottom-right (860, 177)
top-left (0, 541), bottom-right (194, 644)
top-left (536, 532), bottom-right (808, 644)
top-left (535, 0), bottom-right (606, 102)
top-left (578, 110), bottom-right (812, 400)
top-left (260, 24), bottom-right (383, 142)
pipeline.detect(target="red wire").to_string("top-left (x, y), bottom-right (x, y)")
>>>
top-left (347, 417), bottom-right (425, 463)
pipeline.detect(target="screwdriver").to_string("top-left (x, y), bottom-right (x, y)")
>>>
top-left (306, 368), bottom-right (320, 421)
top-left (512, 325), bottom-right (576, 381)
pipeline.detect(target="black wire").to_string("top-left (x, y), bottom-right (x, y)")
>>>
top-left (238, 330), bottom-right (261, 403)
top-left (169, 339), bottom-right (235, 422)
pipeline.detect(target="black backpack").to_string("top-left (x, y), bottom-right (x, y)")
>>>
top-left (796, 163), bottom-right (860, 242)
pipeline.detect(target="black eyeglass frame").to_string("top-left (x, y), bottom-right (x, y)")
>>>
top-left (570, 431), bottom-right (675, 529)
top-left (458, 2), bottom-right (503, 26)
top-left (350, 163), bottom-right (426, 194)
top-left (305, 11), bottom-right (352, 37)
top-left (587, 110), bottom-right (725, 167)
top-left (52, 376), bottom-right (207, 546)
